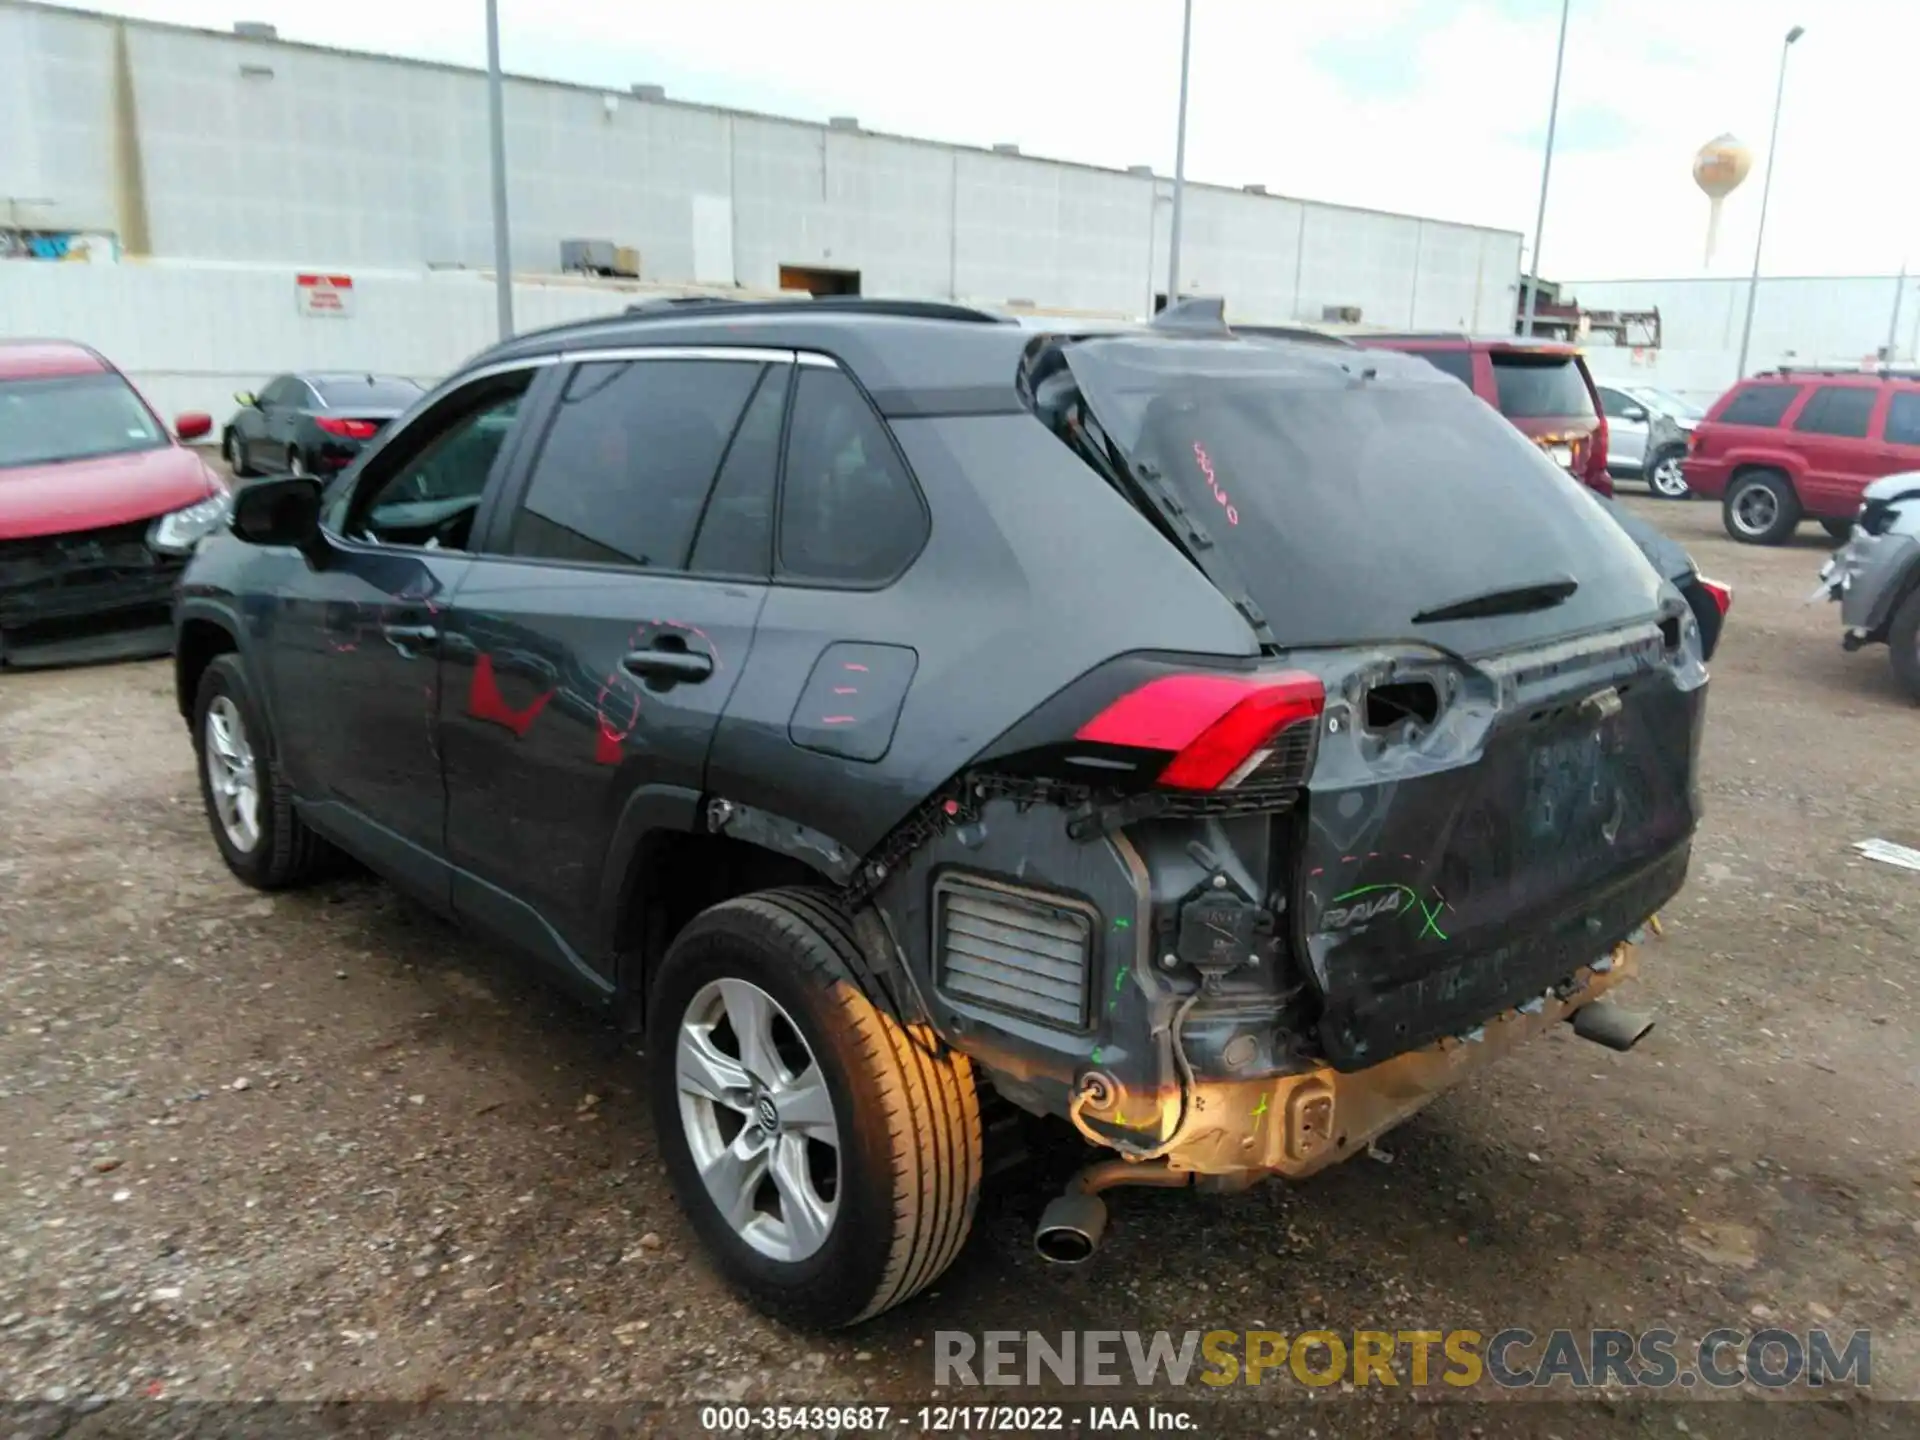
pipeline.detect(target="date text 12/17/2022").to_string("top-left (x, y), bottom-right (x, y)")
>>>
top-left (697, 1404), bottom-right (1198, 1432)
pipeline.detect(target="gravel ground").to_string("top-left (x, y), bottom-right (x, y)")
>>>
top-left (1, 493), bottom-right (1917, 1437)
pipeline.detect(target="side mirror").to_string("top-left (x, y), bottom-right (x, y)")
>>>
top-left (231, 475), bottom-right (326, 562)
top-left (234, 391), bottom-right (257, 409)
top-left (1623, 405), bottom-right (1648, 423)
top-left (175, 411), bottom-right (213, 442)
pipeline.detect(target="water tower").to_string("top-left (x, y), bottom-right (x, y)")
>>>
top-left (1694, 134), bottom-right (1753, 269)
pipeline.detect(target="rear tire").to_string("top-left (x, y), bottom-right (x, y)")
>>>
top-left (1723, 469), bottom-right (1801, 545)
top-left (192, 655), bottom-right (334, 889)
top-left (647, 888), bottom-right (981, 1328)
top-left (1645, 444), bottom-right (1690, 499)
top-left (226, 430), bottom-right (254, 478)
top-left (1889, 588), bottom-right (1920, 704)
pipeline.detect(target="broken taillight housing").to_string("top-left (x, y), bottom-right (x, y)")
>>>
top-left (1697, 576), bottom-right (1733, 617)
top-left (1075, 672), bottom-right (1325, 791)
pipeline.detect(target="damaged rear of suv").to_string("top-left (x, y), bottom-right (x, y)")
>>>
top-left (177, 298), bottom-right (1705, 1330)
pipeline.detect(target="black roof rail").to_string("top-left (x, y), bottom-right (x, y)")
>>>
top-left (619, 296), bottom-right (1011, 324)
top-left (1767, 363), bottom-right (1920, 381)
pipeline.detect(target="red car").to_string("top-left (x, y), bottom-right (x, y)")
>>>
top-left (1683, 367), bottom-right (1920, 545)
top-left (1347, 332), bottom-right (1613, 497)
top-left (1, 340), bottom-right (228, 667)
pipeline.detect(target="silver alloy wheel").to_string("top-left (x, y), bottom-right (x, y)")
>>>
top-left (204, 695), bottom-right (262, 853)
top-left (1731, 482), bottom-right (1779, 537)
top-left (675, 977), bottom-right (840, 1263)
top-left (1650, 454), bottom-right (1689, 498)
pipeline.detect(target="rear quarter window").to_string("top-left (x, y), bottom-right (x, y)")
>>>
top-left (1490, 353), bottom-right (1595, 419)
top-left (1715, 383), bottom-right (1801, 428)
top-left (1408, 349), bottom-right (1477, 388)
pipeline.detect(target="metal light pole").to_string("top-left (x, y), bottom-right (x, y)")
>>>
top-left (1735, 25), bottom-right (1805, 380)
top-left (485, 0), bottom-right (514, 341)
top-left (1164, 0), bottom-right (1194, 307)
top-left (1519, 0), bottom-right (1571, 338)
top-left (1885, 260), bottom-right (1908, 365)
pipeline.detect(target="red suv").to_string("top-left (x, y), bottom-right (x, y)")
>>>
top-left (1684, 367), bottom-right (1920, 545)
top-left (1347, 333), bottom-right (1613, 497)
top-left (1, 340), bottom-right (226, 666)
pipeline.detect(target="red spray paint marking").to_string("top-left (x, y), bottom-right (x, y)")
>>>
top-left (1191, 441), bottom-right (1239, 526)
top-left (842, 662), bottom-right (869, 672)
top-left (467, 653), bottom-right (552, 738)
top-left (821, 715), bottom-right (856, 725)
top-left (326, 640), bottom-right (359, 654)
top-left (832, 685), bottom-right (858, 695)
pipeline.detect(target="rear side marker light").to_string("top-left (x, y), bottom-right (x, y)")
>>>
top-left (1075, 672), bottom-right (1325, 791)
top-left (316, 416), bottom-right (378, 439)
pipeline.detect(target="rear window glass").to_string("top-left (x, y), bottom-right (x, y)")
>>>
top-left (316, 376), bottom-right (424, 408)
top-left (1490, 353), bottom-right (1596, 419)
top-left (1045, 338), bottom-right (1661, 654)
top-left (1887, 391), bottom-right (1920, 447)
top-left (1717, 384), bottom-right (1800, 427)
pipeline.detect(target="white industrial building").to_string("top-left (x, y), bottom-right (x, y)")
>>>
top-left (1564, 273), bottom-right (1920, 404)
top-left (0, 0), bottom-right (1525, 419)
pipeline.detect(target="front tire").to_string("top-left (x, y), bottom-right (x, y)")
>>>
top-left (1646, 445), bottom-right (1690, 499)
top-left (647, 889), bottom-right (981, 1328)
top-left (1821, 518), bottom-right (1853, 541)
top-left (1889, 587), bottom-right (1920, 703)
top-left (226, 430), bottom-right (254, 478)
top-left (1723, 469), bottom-right (1802, 545)
top-left (192, 655), bottom-right (333, 889)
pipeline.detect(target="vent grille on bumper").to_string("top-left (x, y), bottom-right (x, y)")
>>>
top-left (933, 877), bottom-right (1095, 1031)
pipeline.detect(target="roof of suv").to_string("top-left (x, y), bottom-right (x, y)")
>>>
top-left (0, 339), bottom-right (112, 381)
top-left (1357, 332), bottom-right (1583, 356)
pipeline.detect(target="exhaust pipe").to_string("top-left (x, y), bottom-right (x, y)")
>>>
top-left (1571, 1000), bottom-right (1657, 1052)
top-left (1034, 1159), bottom-right (1191, 1265)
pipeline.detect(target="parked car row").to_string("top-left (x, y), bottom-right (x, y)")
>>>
top-left (223, 371), bottom-right (424, 479)
top-left (170, 296), bottom-right (1716, 1327)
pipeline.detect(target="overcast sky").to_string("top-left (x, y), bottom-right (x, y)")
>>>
top-left (42, 0), bottom-right (1920, 281)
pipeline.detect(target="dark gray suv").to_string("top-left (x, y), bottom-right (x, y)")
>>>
top-left (172, 298), bottom-right (1708, 1328)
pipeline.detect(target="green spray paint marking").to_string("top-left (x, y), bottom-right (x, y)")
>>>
top-left (1108, 964), bottom-right (1130, 1014)
top-left (1112, 916), bottom-right (1131, 929)
top-left (1090, 1045), bottom-right (1104, 1065)
top-left (1251, 1092), bottom-right (1270, 1135)
top-left (1330, 883), bottom-right (1451, 942)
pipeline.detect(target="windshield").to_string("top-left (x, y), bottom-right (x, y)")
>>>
top-left (0, 372), bottom-right (168, 469)
top-left (316, 376), bottom-right (424, 408)
top-left (1491, 352), bottom-right (1597, 420)
top-left (1046, 336), bottom-right (1663, 654)
top-left (1640, 387), bottom-right (1704, 421)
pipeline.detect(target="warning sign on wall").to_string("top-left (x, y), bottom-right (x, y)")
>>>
top-left (296, 273), bottom-right (355, 318)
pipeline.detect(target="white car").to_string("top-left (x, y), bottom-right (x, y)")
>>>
top-left (1595, 383), bottom-right (1705, 500)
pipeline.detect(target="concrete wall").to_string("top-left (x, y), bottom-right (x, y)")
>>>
top-left (1568, 274), bottom-right (1920, 405)
top-left (0, 0), bottom-right (1522, 331)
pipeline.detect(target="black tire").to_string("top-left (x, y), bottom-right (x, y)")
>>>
top-left (1644, 444), bottom-right (1690, 500)
top-left (647, 888), bottom-right (981, 1328)
top-left (1889, 587), bottom-right (1920, 704)
top-left (226, 429), bottom-right (254, 478)
top-left (1722, 469), bottom-right (1802, 545)
top-left (191, 654), bottom-right (334, 889)
top-left (1821, 518), bottom-right (1853, 541)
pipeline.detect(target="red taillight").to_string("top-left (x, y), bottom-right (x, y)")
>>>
top-left (1075, 672), bottom-right (1326, 791)
top-left (1585, 416), bottom-right (1613, 496)
top-left (1698, 576), bottom-right (1733, 617)
top-left (316, 416), bottom-right (378, 439)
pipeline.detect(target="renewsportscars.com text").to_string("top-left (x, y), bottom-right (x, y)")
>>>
top-left (934, 1328), bottom-right (1871, 1390)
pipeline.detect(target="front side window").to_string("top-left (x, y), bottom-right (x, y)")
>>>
top-left (344, 374), bottom-right (532, 551)
top-left (1717, 383), bottom-right (1800, 427)
top-left (777, 368), bottom-right (928, 585)
top-left (1598, 387), bottom-right (1637, 419)
top-left (0, 372), bottom-right (168, 469)
top-left (1792, 384), bottom-right (1875, 439)
top-left (508, 358), bottom-right (767, 570)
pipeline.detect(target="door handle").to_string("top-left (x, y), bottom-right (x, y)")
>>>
top-left (622, 648), bottom-right (713, 683)
top-left (381, 622), bottom-right (438, 656)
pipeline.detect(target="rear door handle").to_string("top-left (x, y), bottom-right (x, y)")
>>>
top-left (381, 623), bottom-right (438, 655)
top-left (622, 648), bottom-right (713, 683)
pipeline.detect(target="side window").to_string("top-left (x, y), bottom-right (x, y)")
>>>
top-left (1718, 384), bottom-right (1800, 427)
top-left (1598, 388), bottom-right (1636, 419)
top-left (687, 364), bottom-right (787, 577)
top-left (1793, 384), bottom-right (1874, 439)
top-left (259, 376), bottom-right (295, 407)
top-left (508, 359), bottom-right (764, 570)
top-left (343, 372), bottom-right (533, 551)
top-left (1415, 350), bottom-right (1476, 388)
top-left (777, 367), bottom-right (928, 586)
top-left (1886, 391), bottom-right (1920, 447)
